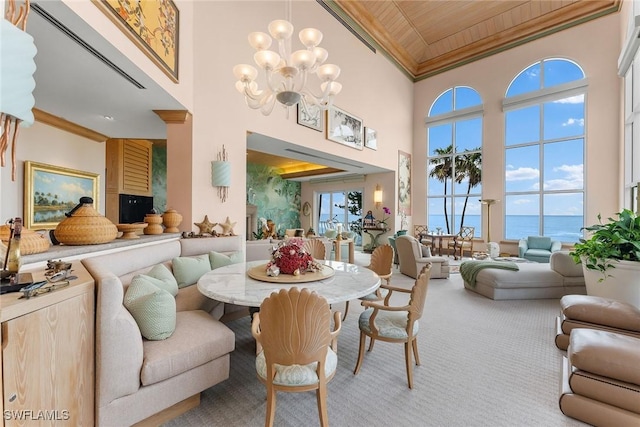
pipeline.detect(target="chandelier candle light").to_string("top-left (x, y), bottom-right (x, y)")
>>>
top-left (233, 4), bottom-right (342, 116)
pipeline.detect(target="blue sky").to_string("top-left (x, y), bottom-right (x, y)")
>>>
top-left (427, 59), bottom-right (585, 220)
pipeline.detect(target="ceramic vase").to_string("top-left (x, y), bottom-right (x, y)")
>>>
top-left (162, 209), bottom-right (183, 233)
top-left (143, 214), bottom-right (163, 235)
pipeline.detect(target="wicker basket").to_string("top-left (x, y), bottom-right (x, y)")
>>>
top-left (0, 225), bottom-right (51, 255)
top-left (54, 203), bottom-right (118, 245)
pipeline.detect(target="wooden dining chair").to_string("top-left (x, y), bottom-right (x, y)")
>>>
top-left (447, 226), bottom-right (475, 260)
top-left (342, 244), bottom-right (394, 320)
top-left (251, 287), bottom-right (342, 427)
top-left (353, 264), bottom-right (431, 389)
top-left (303, 238), bottom-right (326, 260)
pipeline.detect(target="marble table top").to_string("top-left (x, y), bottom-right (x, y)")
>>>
top-left (197, 260), bottom-right (381, 307)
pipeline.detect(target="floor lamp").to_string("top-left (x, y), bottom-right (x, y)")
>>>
top-left (480, 199), bottom-right (499, 257)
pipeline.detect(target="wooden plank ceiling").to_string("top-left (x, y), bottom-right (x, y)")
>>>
top-left (333, 0), bottom-right (621, 80)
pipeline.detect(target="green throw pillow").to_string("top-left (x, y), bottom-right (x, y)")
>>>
top-left (172, 254), bottom-right (212, 288)
top-left (131, 264), bottom-right (179, 297)
top-left (209, 250), bottom-right (243, 269)
top-left (124, 278), bottom-right (176, 341)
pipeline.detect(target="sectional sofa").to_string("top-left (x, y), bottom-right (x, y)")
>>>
top-left (82, 236), bottom-right (247, 426)
top-left (461, 251), bottom-right (586, 300)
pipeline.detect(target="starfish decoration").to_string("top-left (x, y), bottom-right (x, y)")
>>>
top-left (219, 216), bottom-right (237, 236)
top-left (194, 215), bottom-right (217, 235)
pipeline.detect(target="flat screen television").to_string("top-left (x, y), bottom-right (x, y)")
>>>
top-left (119, 194), bottom-right (154, 223)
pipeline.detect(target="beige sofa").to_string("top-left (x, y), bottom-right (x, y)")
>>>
top-left (555, 294), bottom-right (640, 351)
top-left (395, 234), bottom-right (450, 279)
top-left (559, 328), bottom-right (640, 426)
top-left (82, 236), bottom-right (245, 426)
top-left (462, 251), bottom-right (585, 300)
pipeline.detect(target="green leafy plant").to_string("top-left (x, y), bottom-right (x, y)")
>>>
top-left (570, 209), bottom-right (640, 281)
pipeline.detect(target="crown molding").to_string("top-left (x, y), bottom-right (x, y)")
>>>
top-left (33, 108), bottom-right (108, 142)
top-left (153, 110), bottom-right (191, 124)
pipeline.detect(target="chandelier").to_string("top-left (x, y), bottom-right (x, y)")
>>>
top-left (233, 13), bottom-right (342, 116)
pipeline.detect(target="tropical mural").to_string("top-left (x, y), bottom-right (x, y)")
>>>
top-left (247, 163), bottom-right (301, 237)
top-left (152, 145), bottom-right (167, 213)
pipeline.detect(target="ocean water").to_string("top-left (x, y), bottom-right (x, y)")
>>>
top-left (320, 214), bottom-right (584, 243)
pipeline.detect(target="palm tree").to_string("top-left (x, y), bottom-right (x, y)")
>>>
top-left (428, 144), bottom-right (454, 233)
top-left (455, 150), bottom-right (482, 228)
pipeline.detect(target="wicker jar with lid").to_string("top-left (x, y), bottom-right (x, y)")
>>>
top-left (54, 197), bottom-right (118, 245)
top-left (143, 213), bottom-right (163, 235)
top-left (162, 209), bottom-right (182, 233)
top-left (0, 224), bottom-right (50, 255)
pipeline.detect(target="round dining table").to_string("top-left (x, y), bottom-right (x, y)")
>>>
top-left (197, 259), bottom-right (381, 307)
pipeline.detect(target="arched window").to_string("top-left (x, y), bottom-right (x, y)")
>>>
top-left (426, 86), bottom-right (483, 237)
top-left (503, 58), bottom-right (586, 243)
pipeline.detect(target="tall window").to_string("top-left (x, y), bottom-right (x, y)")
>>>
top-left (504, 58), bottom-right (586, 243)
top-left (317, 190), bottom-right (362, 237)
top-left (426, 86), bottom-right (483, 236)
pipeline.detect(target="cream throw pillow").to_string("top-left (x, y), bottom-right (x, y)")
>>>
top-left (421, 244), bottom-right (432, 257)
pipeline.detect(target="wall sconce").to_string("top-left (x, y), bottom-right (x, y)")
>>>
top-left (1, 0), bottom-right (37, 181)
top-left (212, 145), bottom-right (230, 203)
top-left (374, 184), bottom-right (383, 208)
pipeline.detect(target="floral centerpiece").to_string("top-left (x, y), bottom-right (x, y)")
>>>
top-left (266, 238), bottom-right (322, 275)
top-left (378, 206), bottom-right (391, 230)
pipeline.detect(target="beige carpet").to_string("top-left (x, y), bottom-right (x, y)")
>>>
top-left (163, 252), bottom-right (586, 427)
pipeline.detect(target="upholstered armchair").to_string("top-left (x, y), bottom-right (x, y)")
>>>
top-left (518, 236), bottom-right (562, 262)
top-left (388, 235), bottom-right (399, 267)
top-left (395, 235), bottom-right (449, 279)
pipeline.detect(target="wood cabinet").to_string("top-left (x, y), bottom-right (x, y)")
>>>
top-left (1, 265), bottom-right (95, 426)
top-left (105, 138), bottom-right (153, 223)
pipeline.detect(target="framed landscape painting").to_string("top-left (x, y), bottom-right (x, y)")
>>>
top-left (93, 0), bottom-right (179, 82)
top-left (297, 103), bottom-right (323, 131)
top-left (24, 161), bottom-right (99, 229)
top-left (326, 106), bottom-right (363, 150)
top-left (398, 150), bottom-right (411, 215)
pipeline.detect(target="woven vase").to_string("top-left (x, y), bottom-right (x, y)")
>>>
top-left (54, 201), bottom-right (118, 245)
top-left (162, 209), bottom-right (182, 233)
top-left (143, 214), bottom-right (164, 235)
top-left (0, 225), bottom-right (50, 255)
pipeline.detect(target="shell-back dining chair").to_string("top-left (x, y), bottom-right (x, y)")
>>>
top-left (353, 264), bottom-right (431, 389)
top-left (251, 287), bottom-right (342, 427)
top-left (303, 238), bottom-right (326, 260)
top-left (342, 244), bottom-right (394, 321)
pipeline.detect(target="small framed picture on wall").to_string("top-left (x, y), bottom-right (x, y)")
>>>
top-left (398, 150), bottom-right (411, 215)
top-left (364, 127), bottom-right (377, 150)
top-left (297, 103), bottom-right (323, 132)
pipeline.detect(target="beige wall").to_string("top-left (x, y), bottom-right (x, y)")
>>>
top-left (0, 1), bottom-right (626, 247)
top-left (192, 0), bottom-right (413, 237)
top-left (0, 122), bottom-right (106, 221)
top-left (413, 12), bottom-right (623, 253)
top-left (60, 0), bottom-right (194, 112)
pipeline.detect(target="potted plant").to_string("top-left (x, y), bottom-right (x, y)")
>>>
top-left (397, 209), bottom-right (408, 236)
top-left (570, 209), bottom-right (640, 307)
